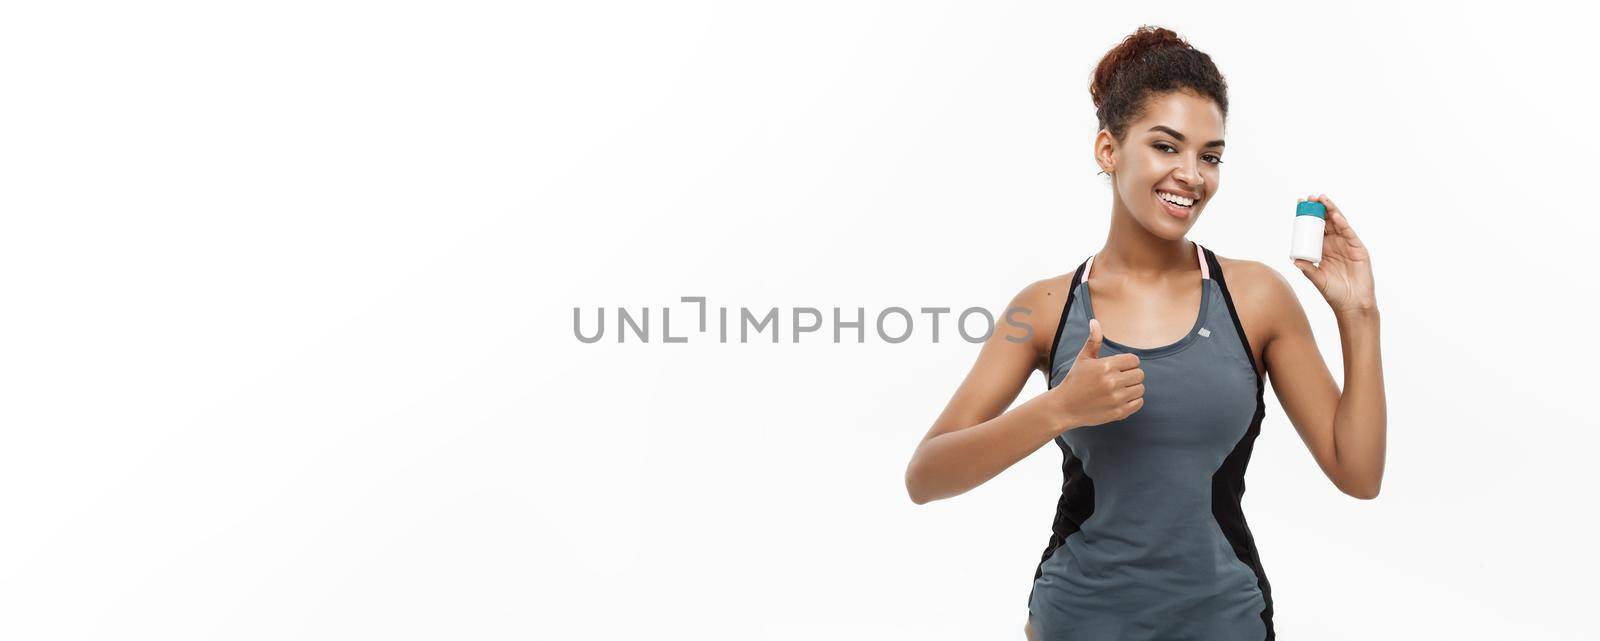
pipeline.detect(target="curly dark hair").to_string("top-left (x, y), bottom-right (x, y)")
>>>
top-left (1090, 25), bottom-right (1229, 143)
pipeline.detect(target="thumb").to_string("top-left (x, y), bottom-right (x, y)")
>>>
top-left (1293, 259), bottom-right (1325, 288)
top-left (1077, 318), bottom-right (1103, 361)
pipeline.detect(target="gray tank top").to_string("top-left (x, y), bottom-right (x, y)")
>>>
top-left (1028, 241), bottom-right (1275, 640)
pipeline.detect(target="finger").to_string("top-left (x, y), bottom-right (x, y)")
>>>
top-left (1319, 196), bottom-right (1364, 244)
top-left (1122, 396), bottom-right (1145, 417)
top-left (1117, 383), bottom-right (1146, 403)
top-left (1112, 367), bottom-right (1144, 388)
top-left (1330, 208), bottom-right (1351, 236)
top-left (1316, 194), bottom-right (1348, 230)
top-left (1110, 352), bottom-right (1141, 371)
top-left (1332, 212), bottom-right (1365, 249)
top-left (1293, 258), bottom-right (1325, 288)
top-left (1310, 195), bottom-right (1344, 237)
top-left (1117, 366), bottom-right (1146, 386)
top-left (1077, 318), bottom-right (1103, 361)
top-left (1318, 193), bottom-right (1339, 215)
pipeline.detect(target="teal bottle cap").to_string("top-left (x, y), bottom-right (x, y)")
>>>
top-left (1296, 200), bottom-right (1326, 219)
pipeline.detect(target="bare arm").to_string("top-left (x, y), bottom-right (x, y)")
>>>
top-left (904, 280), bottom-right (1066, 504)
top-left (1263, 194), bottom-right (1387, 499)
top-left (904, 279), bottom-right (1146, 504)
top-left (1258, 267), bottom-right (1384, 498)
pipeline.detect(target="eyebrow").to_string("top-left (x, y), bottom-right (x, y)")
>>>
top-left (1148, 125), bottom-right (1225, 148)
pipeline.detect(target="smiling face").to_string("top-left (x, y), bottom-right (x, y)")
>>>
top-left (1094, 89), bottom-right (1226, 238)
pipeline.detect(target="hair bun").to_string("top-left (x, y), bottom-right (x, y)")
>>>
top-left (1090, 26), bottom-right (1191, 112)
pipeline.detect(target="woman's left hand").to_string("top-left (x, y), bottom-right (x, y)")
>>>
top-left (1292, 194), bottom-right (1377, 316)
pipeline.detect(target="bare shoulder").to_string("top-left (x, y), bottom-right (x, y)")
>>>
top-left (1214, 254), bottom-right (1301, 348)
top-left (1014, 271), bottom-right (1078, 333)
top-left (1011, 272), bottom-right (1078, 371)
top-left (1216, 255), bottom-right (1294, 302)
top-left (1017, 271), bottom-right (1076, 304)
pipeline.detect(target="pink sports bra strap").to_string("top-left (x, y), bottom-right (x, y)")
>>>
top-left (1083, 242), bottom-right (1209, 280)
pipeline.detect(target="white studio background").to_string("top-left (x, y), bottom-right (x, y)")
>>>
top-left (1, 2), bottom-right (1594, 640)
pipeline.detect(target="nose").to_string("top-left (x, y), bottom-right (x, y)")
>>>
top-left (1176, 157), bottom-right (1203, 188)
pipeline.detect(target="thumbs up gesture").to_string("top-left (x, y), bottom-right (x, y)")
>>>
top-left (1047, 318), bottom-right (1147, 432)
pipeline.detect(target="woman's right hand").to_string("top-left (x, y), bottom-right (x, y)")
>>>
top-left (1046, 318), bottom-right (1146, 433)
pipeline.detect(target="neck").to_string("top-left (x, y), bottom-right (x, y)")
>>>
top-left (1095, 202), bottom-right (1196, 279)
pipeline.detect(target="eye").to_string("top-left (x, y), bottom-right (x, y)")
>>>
top-left (1155, 142), bottom-right (1224, 166)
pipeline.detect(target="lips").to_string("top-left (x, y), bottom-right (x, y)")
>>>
top-left (1155, 190), bottom-right (1194, 219)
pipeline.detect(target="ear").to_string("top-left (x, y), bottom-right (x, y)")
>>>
top-left (1093, 128), bottom-right (1117, 174)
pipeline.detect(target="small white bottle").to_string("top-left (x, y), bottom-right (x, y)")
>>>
top-left (1290, 200), bottom-right (1326, 264)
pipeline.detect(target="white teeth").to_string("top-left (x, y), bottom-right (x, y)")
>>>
top-left (1158, 191), bottom-right (1195, 207)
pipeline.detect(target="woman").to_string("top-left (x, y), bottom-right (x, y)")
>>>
top-left (902, 26), bottom-right (1387, 640)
